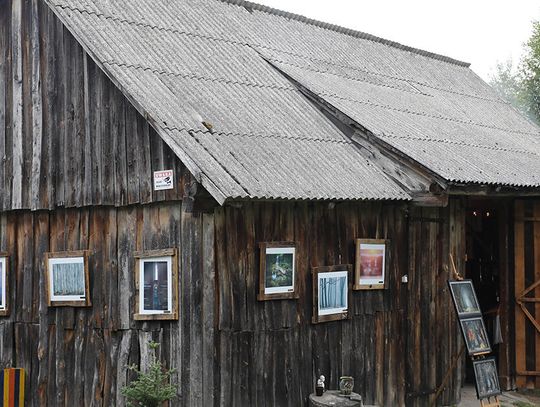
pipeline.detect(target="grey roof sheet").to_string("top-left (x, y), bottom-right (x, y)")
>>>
top-left (45, 0), bottom-right (410, 202)
top-left (44, 0), bottom-right (540, 200)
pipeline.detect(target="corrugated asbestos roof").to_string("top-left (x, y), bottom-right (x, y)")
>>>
top-left (43, 0), bottom-right (540, 204)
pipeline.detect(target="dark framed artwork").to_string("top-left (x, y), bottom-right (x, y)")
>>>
top-left (448, 280), bottom-right (481, 318)
top-left (258, 242), bottom-right (297, 301)
top-left (354, 239), bottom-right (389, 290)
top-left (45, 251), bottom-right (91, 307)
top-left (0, 254), bottom-right (9, 317)
top-left (460, 316), bottom-right (492, 356)
top-left (312, 265), bottom-right (352, 324)
top-left (473, 357), bottom-right (501, 399)
top-left (134, 249), bottom-right (178, 321)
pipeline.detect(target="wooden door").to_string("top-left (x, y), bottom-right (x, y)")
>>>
top-left (514, 200), bottom-right (540, 387)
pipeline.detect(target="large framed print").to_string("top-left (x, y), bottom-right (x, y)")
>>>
top-left (354, 239), bottom-right (389, 290)
top-left (448, 280), bottom-right (481, 318)
top-left (460, 316), bottom-right (492, 356)
top-left (258, 242), bottom-right (298, 301)
top-left (473, 357), bottom-right (501, 399)
top-left (312, 265), bottom-right (352, 324)
top-left (0, 255), bottom-right (9, 317)
top-left (46, 251), bottom-right (91, 307)
top-left (134, 249), bottom-right (178, 321)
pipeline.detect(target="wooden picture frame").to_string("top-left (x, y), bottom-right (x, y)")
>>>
top-left (448, 280), bottom-right (482, 318)
top-left (312, 265), bottom-right (352, 324)
top-left (45, 251), bottom-right (91, 307)
top-left (134, 249), bottom-right (178, 321)
top-left (473, 357), bottom-right (501, 399)
top-left (257, 242), bottom-right (298, 301)
top-left (460, 316), bottom-right (492, 356)
top-left (354, 239), bottom-right (389, 290)
top-left (0, 254), bottom-right (9, 317)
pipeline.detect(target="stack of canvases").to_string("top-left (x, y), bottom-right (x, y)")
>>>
top-left (258, 239), bottom-right (389, 324)
top-left (449, 281), bottom-right (502, 403)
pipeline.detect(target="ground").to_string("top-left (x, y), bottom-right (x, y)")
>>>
top-left (455, 386), bottom-right (540, 407)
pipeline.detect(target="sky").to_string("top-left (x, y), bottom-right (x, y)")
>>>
top-left (254, 0), bottom-right (540, 81)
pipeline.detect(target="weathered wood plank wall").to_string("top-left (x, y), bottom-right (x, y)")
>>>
top-left (514, 200), bottom-right (540, 388)
top-left (214, 199), bottom-right (464, 407)
top-left (0, 202), bottom-right (215, 407)
top-left (0, 0), bottom-right (186, 211)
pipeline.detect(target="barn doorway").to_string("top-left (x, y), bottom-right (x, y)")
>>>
top-left (464, 199), bottom-right (509, 386)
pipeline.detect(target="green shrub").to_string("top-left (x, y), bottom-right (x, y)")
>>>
top-left (121, 341), bottom-right (177, 407)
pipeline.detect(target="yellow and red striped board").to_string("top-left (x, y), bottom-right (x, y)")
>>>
top-left (1, 368), bottom-right (25, 407)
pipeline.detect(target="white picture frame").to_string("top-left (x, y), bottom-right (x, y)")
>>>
top-left (0, 256), bottom-right (7, 315)
top-left (46, 251), bottom-right (91, 307)
top-left (134, 249), bottom-right (178, 321)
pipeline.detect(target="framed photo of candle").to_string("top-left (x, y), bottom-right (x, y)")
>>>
top-left (134, 249), bottom-right (178, 321)
top-left (354, 239), bottom-right (389, 290)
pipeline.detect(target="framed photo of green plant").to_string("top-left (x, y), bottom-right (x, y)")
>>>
top-left (134, 249), bottom-right (179, 321)
top-left (257, 242), bottom-right (298, 301)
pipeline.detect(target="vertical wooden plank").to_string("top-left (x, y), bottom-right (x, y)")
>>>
top-left (36, 212), bottom-right (51, 407)
top-left (117, 206), bottom-right (136, 330)
top-left (101, 79), bottom-right (114, 204)
top-left (114, 89), bottom-right (127, 206)
top-left (125, 104), bottom-right (139, 204)
top-left (82, 53), bottom-right (93, 206)
top-left (515, 200), bottom-right (526, 388)
top-left (0, 4), bottom-right (7, 210)
top-left (42, 2), bottom-right (56, 209)
top-left (202, 212), bottom-right (216, 407)
top-left (11, 0), bottom-right (23, 209)
top-left (535, 202), bottom-right (540, 387)
top-left (138, 119), bottom-right (152, 204)
top-left (92, 66), bottom-right (103, 205)
top-left (53, 18), bottom-right (66, 207)
top-left (182, 203), bottom-right (203, 407)
top-left (29, 0), bottom-right (42, 210)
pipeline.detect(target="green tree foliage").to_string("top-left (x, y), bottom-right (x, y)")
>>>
top-left (489, 20), bottom-right (540, 124)
top-left (121, 341), bottom-right (177, 407)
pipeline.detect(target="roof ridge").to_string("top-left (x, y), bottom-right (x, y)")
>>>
top-left (217, 0), bottom-right (471, 68)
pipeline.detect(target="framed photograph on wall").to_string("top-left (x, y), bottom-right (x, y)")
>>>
top-left (258, 242), bottom-right (297, 301)
top-left (473, 357), bottom-right (501, 399)
top-left (460, 316), bottom-right (492, 356)
top-left (354, 239), bottom-right (389, 290)
top-left (312, 265), bottom-right (352, 324)
top-left (134, 249), bottom-right (178, 320)
top-left (0, 255), bottom-right (9, 316)
top-left (448, 280), bottom-right (481, 318)
top-left (46, 251), bottom-right (91, 307)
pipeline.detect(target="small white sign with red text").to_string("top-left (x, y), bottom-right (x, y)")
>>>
top-left (153, 170), bottom-right (174, 191)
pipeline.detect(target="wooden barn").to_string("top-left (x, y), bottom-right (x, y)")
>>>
top-left (0, 0), bottom-right (539, 406)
